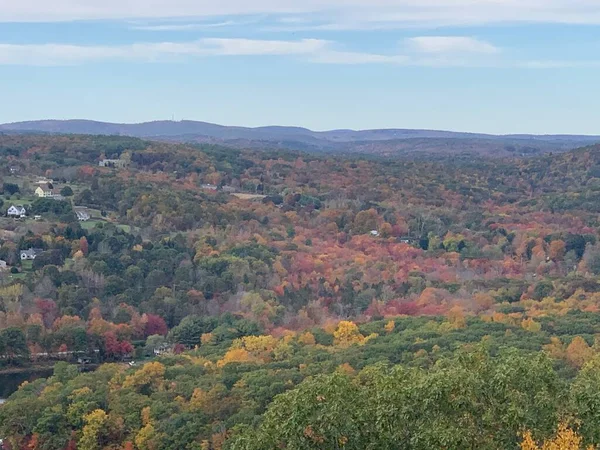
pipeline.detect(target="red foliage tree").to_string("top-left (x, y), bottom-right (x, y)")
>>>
top-left (174, 343), bottom-right (185, 354)
top-left (79, 236), bottom-right (89, 256)
top-left (103, 331), bottom-right (133, 360)
top-left (34, 298), bottom-right (58, 329)
top-left (143, 314), bottom-right (168, 337)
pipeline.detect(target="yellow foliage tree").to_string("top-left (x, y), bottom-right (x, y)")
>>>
top-left (333, 321), bottom-right (364, 347)
top-left (201, 333), bottom-right (214, 345)
top-left (189, 388), bottom-right (209, 411)
top-left (566, 336), bottom-right (595, 369)
top-left (241, 335), bottom-right (277, 355)
top-left (189, 385), bottom-right (227, 415)
top-left (384, 320), bottom-right (395, 333)
top-left (298, 331), bottom-right (316, 345)
top-left (522, 318), bottom-right (542, 333)
top-left (217, 348), bottom-right (253, 368)
top-left (141, 406), bottom-right (151, 426)
top-left (521, 423), bottom-right (596, 450)
top-left (122, 362), bottom-right (165, 391)
top-left (78, 409), bottom-right (109, 450)
top-left (135, 423), bottom-right (160, 450)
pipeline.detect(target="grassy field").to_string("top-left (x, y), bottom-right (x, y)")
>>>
top-left (231, 193), bottom-right (267, 200)
top-left (80, 220), bottom-right (104, 230)
top-left (6, 272), bottom-right (27, 281)
top-left (3, 195), bottom-right (36, 206)
top-left (80, 220), bottom-right (136, 234)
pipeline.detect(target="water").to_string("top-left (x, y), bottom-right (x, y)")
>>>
top-left (0, 368), bottom-right (54, 402)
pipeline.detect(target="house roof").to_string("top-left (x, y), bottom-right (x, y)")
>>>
top-left (21, 248), bottom-right (42, 256)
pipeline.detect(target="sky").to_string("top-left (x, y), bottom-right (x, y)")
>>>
top-left (1, 1), bottom-right (600, 134)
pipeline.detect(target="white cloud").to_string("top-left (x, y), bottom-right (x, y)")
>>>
top-left (202, 38), bottom-right (327, 55)
top-left (406, 37), bottom-right (499, 54)
top-left (131, 21), bottom-right (239, 31)
top-left (0, 39), bottom-right (328, 65)
top-left (2, 0), bottom-right (600, 27)
top-left (0, 36), bottom-right (597, 69)
top-left (310, 51), bottom-right (409, 65)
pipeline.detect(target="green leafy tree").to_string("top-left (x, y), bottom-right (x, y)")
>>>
top-left (60, 186), bottom-right (74, 197)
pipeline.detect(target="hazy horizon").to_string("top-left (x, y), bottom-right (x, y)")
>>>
top-left (3, 117), bottom-right (600, 138)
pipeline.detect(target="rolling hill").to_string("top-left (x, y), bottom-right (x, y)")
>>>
top-left (1, 119), bottom-right (599, 157)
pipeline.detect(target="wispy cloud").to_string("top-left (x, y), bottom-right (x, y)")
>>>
top-left (131, 21), bottom-right (239, 31)
top-left (310, 51), bottom-right (409, 65)
top-left (0, 39), bottom-right (328, 65)
top-left (406, 37), bottom-right (499, 54)
top-left (3, 0), bottom-right (600, 27)
top-left (0, 36), bottom-right (597, 69)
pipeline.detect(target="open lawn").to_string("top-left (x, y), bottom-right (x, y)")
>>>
top-left (80, 220), bottom-right (104, 230)
top-left (231, 193), bottom-right (267, 200)
top-left (3, 196), bottom-right (36, 206)
top-left (6, 272), bottom-right (28, 281)
top-left (80, 220), bottom-right (136, 234)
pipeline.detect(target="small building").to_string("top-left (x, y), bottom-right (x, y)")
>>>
top-left (35, 184), bottom-right (60, 198)
top-left (34, 215), bottom-right (42, 221)
top-left (20, 248), bottom-right (42, 260)
top-left (201, 184), bottom-right (218, 191)
top-left (153, 344), bottom-right (172, 356)
top-left (370, 230), bottom-right (380, 237)
top-left (7, 205), bottom-right (26, 218)
top-left (0, 260), bottom-right (7, 271)
top-left (222, 185), bottom-right (237, 193)
top-left (398, 237), bottom-right (418, 245)
top-left (75, 210), bottom-right (90, 222)
top-left (99, 159), bottom-right (127, 168)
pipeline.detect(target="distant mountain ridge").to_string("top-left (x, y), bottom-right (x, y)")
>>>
top-left (2, 119), bottom-right (599, 157)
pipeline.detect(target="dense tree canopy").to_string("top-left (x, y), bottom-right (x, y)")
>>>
top-left (2, 134), bottom-right (600, 448)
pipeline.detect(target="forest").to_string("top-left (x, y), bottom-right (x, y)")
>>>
top-left (2, 133), bottom-right (600, 448)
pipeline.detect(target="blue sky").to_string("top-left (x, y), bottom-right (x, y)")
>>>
top-left (1, 1), bottom-right (600, 134)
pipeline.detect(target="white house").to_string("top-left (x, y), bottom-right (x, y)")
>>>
top-left (7, 205), bottom-right (26, 218)
top-left (20, 249), bottom-right (41, 260)
top-left (75, 210), bottom-right (90, 222)
top-left (0, 260), bottom-right (7, 271)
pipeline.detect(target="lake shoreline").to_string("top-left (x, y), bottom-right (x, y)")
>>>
top-left (0, 363), bottom-right (56, 376)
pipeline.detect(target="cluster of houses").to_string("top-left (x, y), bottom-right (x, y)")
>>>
top-left (6, 204), bottom-right (90, 222)
top-left (99, 158), bottom-right (127, 168)
top-left (201, 184), bottom-right (237, 193)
